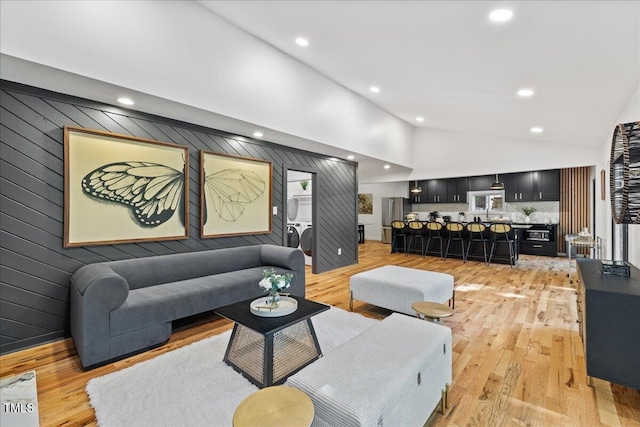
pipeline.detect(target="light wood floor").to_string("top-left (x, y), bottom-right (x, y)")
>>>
top-left (1, 241), bottom-right (639, 426)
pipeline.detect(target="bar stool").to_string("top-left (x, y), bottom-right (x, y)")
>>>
top-left (489, 223), bottom-right (516, 268)
top-left (408, 220), bottom-right (426, 258)
top-left (466, 223), bottom-right (488, 265)
top-left (391, 220), bottom-right (408, 254)
top-left (445, 222), bottom-right (466, 262)
top-left (425, 221), bottom-right (444, 259)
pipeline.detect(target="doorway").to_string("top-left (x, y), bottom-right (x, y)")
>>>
top-left (285, 169), bottom-right (315, 269)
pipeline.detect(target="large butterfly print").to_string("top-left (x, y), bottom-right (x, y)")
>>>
top-left (203, 168), bottom-right (265, 223)
top-left (82, 161), bottom-right (185, 227)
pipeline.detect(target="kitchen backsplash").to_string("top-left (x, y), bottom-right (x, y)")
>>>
top-left (411, 201), bottom-right (560, 224)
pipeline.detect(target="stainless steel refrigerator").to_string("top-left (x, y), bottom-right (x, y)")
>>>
top-left (381, 197), bottom-right (410, 243)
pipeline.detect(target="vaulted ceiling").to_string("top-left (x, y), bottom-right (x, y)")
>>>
top-left (203, 1), bottom-right (639, 149)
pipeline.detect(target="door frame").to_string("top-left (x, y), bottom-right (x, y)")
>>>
top-left (283, 164), bottom-right (319, 274)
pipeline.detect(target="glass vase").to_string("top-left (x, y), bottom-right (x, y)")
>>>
top-left (268, 289), bottom-right (280, 308)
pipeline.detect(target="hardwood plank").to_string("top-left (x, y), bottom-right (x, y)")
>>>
top-left (1, 241), bottom-right (639, 426)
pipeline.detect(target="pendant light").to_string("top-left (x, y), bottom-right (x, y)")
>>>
top-left (410, 180), bottom-right (421, 193)
top-left (490, 174), bottom-right (504, 190)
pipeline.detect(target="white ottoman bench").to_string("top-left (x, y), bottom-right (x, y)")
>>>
top-left (286, 313), bottom-right (452, 427)
top-left (350, 265), bottom-right (454, 316)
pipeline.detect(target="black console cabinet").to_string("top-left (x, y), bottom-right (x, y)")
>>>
top-left (576, 259), bottom-right (640, 390)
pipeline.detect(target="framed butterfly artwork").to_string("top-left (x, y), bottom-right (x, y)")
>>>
top-left (63, 126), bottom-right (189, 247)
top-left (200, 150), bottom-right (272, 238)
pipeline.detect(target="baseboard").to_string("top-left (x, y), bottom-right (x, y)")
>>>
top-left (0, 331), bottom-right (69, 356)
top-left (81, 339), bottom-right (170, 371)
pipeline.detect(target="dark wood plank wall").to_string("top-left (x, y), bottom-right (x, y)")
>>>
top-left (0, 80), bottom-right (359, 354)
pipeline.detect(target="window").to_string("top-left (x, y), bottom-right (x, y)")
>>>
top-left (468, 190), bottom-right (505, 213)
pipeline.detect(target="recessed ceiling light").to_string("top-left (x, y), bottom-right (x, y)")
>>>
top-left (295, 37), bottom-right (309, 47)
top-left (117, 97), bottom-right (134, 105)
top-left (530, 127), bottom-right (544, 133)
top-left (517, 88), bottom-right (534, 97)
top-left (328, 157), bottom-right (339, 162)
top-left (369, 86), bottom-right (380, 93)
top-left (347, 155), bottom-right (355, 160)
top-left (253, 131), bottom-right (263, 138)
top-left (383, 164), bottom-right (390, 169)
top-left (416, 117), bottom-right (425, 122)
top-left (489, 9), bottom-right (513, 22)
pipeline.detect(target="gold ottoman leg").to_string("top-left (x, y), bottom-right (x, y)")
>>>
top-left (445, 383), bottom-right (450, 409)
top-left (440, 383), bottom-right (450, 414)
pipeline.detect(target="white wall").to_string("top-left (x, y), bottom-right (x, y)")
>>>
top-left (409, 128), bottom-right (601, 180)
top-left (358, 182), bottom-right (409, 241)
top-left (0, 0), bottom-right (413, 168)
top-left (596, 84), bottom-right (640, 266)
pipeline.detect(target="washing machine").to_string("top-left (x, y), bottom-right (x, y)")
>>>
top-left (287, 223), bottom-right (300, 249)
top-left (287, 222), bottom-right (312, 266)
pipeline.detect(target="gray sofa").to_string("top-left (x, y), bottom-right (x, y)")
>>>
top-left (70, 244), bottom-right (305, 370)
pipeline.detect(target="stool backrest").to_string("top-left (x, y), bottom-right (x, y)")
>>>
top-left (408, 221), bottom-right (424, 231)
top-left (426, 221), bottom-right (442, 231)
top-left (490, 223), bottom-right (511, 234)
top-left (446, 222), bottom-right (464, 232)
top-left (391, 220), bottom-right (406, 230)
top-left (467, 223), bottom-right (486, 233)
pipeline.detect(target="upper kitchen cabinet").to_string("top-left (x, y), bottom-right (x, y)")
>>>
top-left (504, 170), bottom-right (559, 202)
top-left (468, 175), bottom-right (494, 191)
top-left (447, 177), bottom-right (468, 203)
top-left (534, 169), bottom-right (560, 201)
top-left (426, 179), bottom-right (447, 203)
top-left (408, 169), bottom-right (559, 205)
top-left (408, 180), bottom-right (427, 203)
top-left (504, 172), bottom-right (534, 202)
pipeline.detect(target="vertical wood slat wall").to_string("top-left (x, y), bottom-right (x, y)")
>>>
top-left (559, 167), bottom-right (592, 254)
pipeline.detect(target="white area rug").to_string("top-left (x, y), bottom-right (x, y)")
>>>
top-left (87, 307), bottom-right (378, 427)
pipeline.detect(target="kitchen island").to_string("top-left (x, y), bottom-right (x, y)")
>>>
top-left (391, 221), bottom-right (528, 265)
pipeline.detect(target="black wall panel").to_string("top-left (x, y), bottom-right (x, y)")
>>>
top-left (0, 80), bottom-right (358, 354)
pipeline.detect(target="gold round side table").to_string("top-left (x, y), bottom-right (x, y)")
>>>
top-left (412, 301), bottom-right (454, 322)
top-left (233, 385), bottom-right (314, 427)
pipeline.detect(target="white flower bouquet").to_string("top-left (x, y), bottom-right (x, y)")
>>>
top-left (259, 268), bottom-right (293, 307)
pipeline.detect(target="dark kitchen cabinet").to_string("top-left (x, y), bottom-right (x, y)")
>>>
top-left (426, 179), bottom-right (447, 203)
top-left (408, 169), bottom-right (559, 204)
top-left (468, 175), bottom-right (494, 191)
top-left (447, 177), bottom-right (468, 202)
top-left (520, 224), bottom-right (557, 256)
top-left (408, 180), bottom-right (427, 203)
top-left (533, 170), bottom-right (560, 201)
top-left (505, 172), bottom-right (534, 202)
top-left (576, 259), bottom-right (640, 390)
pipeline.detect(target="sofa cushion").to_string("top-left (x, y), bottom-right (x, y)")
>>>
top-left (109, 267), bottom-right (293, 335)
top-left (107, 246), bottom-right (264, 290)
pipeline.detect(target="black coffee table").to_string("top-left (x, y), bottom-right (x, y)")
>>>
top-left (215, 295), bottom-right (329, 388)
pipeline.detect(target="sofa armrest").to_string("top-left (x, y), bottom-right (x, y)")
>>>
top-left (71, 264), bottom-right (129, 306)
top-left (70, 264), bottom-right (130, 368)
top-left (260, 245), bottom-right (306, 297)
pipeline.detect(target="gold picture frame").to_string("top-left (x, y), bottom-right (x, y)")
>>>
top-left (64, 126), bottom-right (189, 247)
top-left (200, 150), bottom-right (272, 238)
